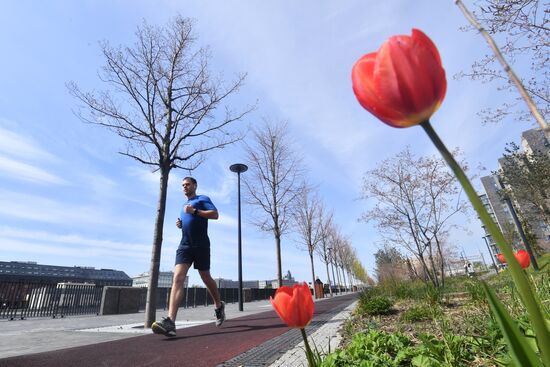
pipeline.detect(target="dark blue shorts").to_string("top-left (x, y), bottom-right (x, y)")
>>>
top-left (175, 245), bottom-right (210, 271)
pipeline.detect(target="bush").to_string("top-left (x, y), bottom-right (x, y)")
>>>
top-left (392, 282), bottom-right (417, 300)
top-left (321, 330), bottom-right (486, 367)
top-left (360, 296), bottom-right (393, 316)
top-left (320, 330), bottom-right (419, 366)
top-left (464, 279), bottom-right (486, 304)
top-left (399, 305), bottom-right (435, 323)
top-left (422, 284), bottom-right (443, 305)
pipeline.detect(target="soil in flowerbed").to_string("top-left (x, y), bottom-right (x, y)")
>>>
top-left (340, 291), bottom-right (477, 346)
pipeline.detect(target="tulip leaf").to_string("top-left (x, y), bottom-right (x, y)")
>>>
top-left (481, 282), bottom-right (540, 367)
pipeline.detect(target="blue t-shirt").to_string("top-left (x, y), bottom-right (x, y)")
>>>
top-left (179, 195), bottom-right (217, 248)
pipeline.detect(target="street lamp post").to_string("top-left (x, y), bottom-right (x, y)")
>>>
top-left (230, 163), bottom-right (248, 311)
top-left (483, 235), bottom-right (499, 274)
top-left (496, 176), bottom-right (539, 270)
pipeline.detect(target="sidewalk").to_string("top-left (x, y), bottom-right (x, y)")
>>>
top-left (1, 299), bottom-right (274, 359)
top-left (0, 293), bottom-right (358, 367)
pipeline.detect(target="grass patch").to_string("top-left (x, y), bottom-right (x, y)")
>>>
top-left (399, 304), bottom-right (436, 322)
top-left (332, 264), bottom-right (550, 366)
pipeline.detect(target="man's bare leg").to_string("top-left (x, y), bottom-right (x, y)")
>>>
top-left (168, 263), bottom-right (191, 321)
top-left (200, 270), bottom-right (225, 327)
top-left (199, 270), bottom-right (221, 308)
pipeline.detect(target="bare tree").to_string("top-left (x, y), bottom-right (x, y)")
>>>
top-left (497, 142), bottom-right (550, 252)
top-left (68, 16), bottom-right (253, 327)
top-left (360, 147), bottom-right (468, 288)
top-left (374, 244), bottom-right (408, 284)
top-left (454, 0), bottom-right (549, 138)
top-left (295, 189), bottom-right (324, 294)
top-left (315, 210), bottom-right (335, 296)
top-left (329, 228), bottom-right (348, 292)
top-left (351, 257), bottom-right (368, 286)
top-left (244, 119), bottom-right (304, 287)
top-left (499, 142), bottom-right (550, 230)
top-left (339, 242), bottom-right (356, 291)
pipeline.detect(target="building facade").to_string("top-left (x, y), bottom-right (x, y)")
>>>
top-left (0, 261), bottom-right (132, 286)
top-left (479, 128), bottom-right (550, 257)
top-left (214, 278), bottom-right (259, 289)
top-left (132, 271), bottom-right (185, 288)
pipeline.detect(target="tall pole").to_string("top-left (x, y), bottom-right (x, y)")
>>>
top-left (479, 250), bottom-right (488, 270)
top-left (483, 235), bottom-right (499, 274)
top-left (496, 176), bottom-right (539, 270)
top-left (237, 171), bottom-right (243, 311)
top-left (230, 163), bottom-right (248, 311)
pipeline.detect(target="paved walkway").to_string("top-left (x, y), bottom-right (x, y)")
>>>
top-left (0, 293), bottom-right (358, 367)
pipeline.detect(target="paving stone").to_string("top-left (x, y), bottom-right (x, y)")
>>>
top-left (218, 299), bottom-right (357, 367)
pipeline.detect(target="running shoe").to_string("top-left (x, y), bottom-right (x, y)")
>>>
top-left (215, 301), bottom-right (225, 327)
top-left (152, 317), bottom-right (176, 337)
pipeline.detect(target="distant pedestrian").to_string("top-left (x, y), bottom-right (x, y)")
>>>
top-left (466, 262), bottom-right (475, 277)
top-left (152, 177), bottom-right (225, 337)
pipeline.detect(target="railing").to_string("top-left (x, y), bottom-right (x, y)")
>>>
top-left (139, 287), bottom-right (277, 310)
top-left (0, 282), bottom-right (103, 320)
top-left (1, 281), bottom-right (279, 319)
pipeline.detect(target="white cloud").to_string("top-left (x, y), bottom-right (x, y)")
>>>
top-left (0, 238), bottom-right (149, 262)
top-left (0, 226), bottom-right (150, 253)
top-left (0, 123), bottom-right (57, 162)
top-left (0, 155), bottom-right (68, 185)
top-left (0, 189), bottom-right (152, 232)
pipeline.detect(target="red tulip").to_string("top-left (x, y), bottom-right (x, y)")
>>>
top-left (351, 29), bottom-right (447, 128)
top-left (270, 282), bottom-right (314, 329)
top-left (515, 249), bottom-right (530, 269)
top-left (496, 253), bottom-right (506, 264)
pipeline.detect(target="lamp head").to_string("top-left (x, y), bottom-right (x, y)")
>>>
top-left (230, 163), bottom-right (248, 173)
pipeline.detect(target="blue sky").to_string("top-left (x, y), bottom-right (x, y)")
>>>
top-left (0, 1), bottom-right (536, 286)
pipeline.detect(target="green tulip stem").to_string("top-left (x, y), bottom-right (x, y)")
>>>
top-left (300, 328), bottom-right (315, 367)
top-left (421, 120), bottom-right (550, 365)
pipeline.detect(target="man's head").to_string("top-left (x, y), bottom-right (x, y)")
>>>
top-left (182, 177), bottom-right (197, 198)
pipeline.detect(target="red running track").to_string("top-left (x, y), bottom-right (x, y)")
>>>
top-left (0, 293), bottom-right (357, 367)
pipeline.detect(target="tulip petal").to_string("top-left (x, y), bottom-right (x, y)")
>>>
top-left (270, 287), bottom-right (293, 325)
top-left (270, 283), bottom-right (314, 328)
top-left (375, 30), bottom-right (446, 125)
top-left (515, 250), bottom-right (531, 269)
top-left (352, 53), bottom-right (407, 127)
top-left (351, 28), bottom-right (447, 128)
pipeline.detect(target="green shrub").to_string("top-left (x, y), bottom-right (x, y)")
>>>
top-left (320, 330), bottom-right (419, 367)
top-left (392, 282), bottom-right (418, 300)
top-left (464, 279), bottom-right (486, 304)
top-left (360, 296), bottom-right (393, 316)
top-left (320, 330), bottom-right (487, 367)
top-left (399, 305), bottom-right (435, 323)
top-left (422, 284), bottom-right (443, 305)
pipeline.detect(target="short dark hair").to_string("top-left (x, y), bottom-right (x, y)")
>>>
top-left (183, 177), bottom-right (197, 185)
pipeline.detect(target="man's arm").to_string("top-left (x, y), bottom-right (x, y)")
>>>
top-left (184, 204), bottom-right (219, 219)
top-left (196, 209), bottom-right (219, 220)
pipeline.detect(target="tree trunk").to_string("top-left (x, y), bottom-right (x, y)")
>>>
top-left (434, 235), bottom-right (446, 288)
top-left (275, 233), bottom-right (282, 288)
top-left (335, 263), bottom-right (342, 293)
top-left (325, 261), bottom-right (333, 297)
top-left (417, 253), bottom-right (435, 285)
top-left (145, 165), bottom-right (170, 328)
top-left (340, 265), bottom-right (347, 292)
top-left (309, 250), bottom-right (316, 295)
top-left (427, 245), bottom-right (439, 288)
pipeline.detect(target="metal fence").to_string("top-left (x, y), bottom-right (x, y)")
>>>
top-left (139, 287), bottom-right (277, 310)
top-left (1, 281), bottom-right (278, 319)
top-left (0, 282), bottom-right (103, 320)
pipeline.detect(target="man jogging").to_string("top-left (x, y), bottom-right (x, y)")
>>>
top-left (152, 177), bottom-right (225, 337)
